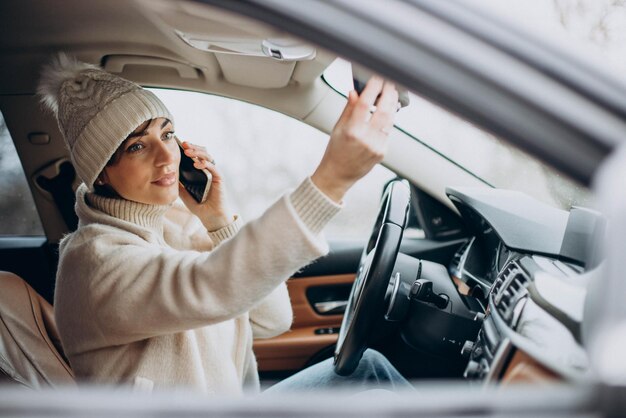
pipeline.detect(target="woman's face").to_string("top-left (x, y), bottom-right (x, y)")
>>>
top-left (100, 117), bottom-right (180, 205)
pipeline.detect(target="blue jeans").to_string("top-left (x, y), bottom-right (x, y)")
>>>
top-left (264, 349), bottom-right (413, 393)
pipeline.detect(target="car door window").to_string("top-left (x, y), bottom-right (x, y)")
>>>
top-left (0, 111), bottom-right (44, 236)
top-left (150, 89), bottom-right (397, 241)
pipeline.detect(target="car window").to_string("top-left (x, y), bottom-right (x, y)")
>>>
top-left (149, 89), bottom-right (398, 241)
top-left (0, 111), bottom-right (44, 236)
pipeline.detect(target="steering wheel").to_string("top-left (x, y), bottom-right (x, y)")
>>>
top-left (333, 180), bottom-right (411, 375)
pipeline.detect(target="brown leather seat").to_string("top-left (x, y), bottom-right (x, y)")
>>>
top-left (0, 271), bottom-right (74, 388)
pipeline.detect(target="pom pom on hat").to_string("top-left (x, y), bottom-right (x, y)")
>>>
top-left (37, 53), bottom-right (173, 189)
top-left (37, 53), bottom-right (100, 116)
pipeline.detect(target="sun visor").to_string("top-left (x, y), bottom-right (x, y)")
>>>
top-left (176, 31), bottom-right (316, 88)
top-left (214, 54), bottom-right (296, 88)
top-left (141, 0), bottom-right (318, 88)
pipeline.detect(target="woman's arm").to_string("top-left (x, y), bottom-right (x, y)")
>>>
top-left (56, 181), bottom-right (336, 351)
top-left (164, 200), bottom-right (293, 339)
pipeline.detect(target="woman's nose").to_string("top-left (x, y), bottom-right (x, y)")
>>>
top-left (154, 138), bottom-right (177, 167)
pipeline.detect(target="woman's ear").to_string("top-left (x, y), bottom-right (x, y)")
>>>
top-left (93, 170), bottom-right (120, 198)
top-left (96, 171), bottom-right (108, 186)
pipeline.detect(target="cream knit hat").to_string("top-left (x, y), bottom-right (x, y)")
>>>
top-left (37, 53), bottom-right (173, 189)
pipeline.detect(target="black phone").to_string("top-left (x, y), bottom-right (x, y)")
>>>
top-left (176, 137), bottom-right (212, 203)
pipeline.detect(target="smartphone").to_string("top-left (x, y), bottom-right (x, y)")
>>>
top-left (176, 137), bottom-right (212, 203)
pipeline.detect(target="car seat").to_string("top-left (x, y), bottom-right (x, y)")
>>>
top-left (0, 271), bottom-right (74, 388)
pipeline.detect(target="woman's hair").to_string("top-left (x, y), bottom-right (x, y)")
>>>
top-left (93, 118), bottom-right (154, 198)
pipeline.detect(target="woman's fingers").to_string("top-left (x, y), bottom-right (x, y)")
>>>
top-left (193, 159), bottom-right (217, 175)
top-left (335, 90), bottom-right (359, 126)
top-left (377, 82), bottom-right (399, 113)
top-left (369, 82), bottom-right (399, 134)
top-left (183, 142), bottom-right (215, 165)
top-left (346, 77), bottom-right (398, 137)
top-left (180, 141), bottom-right (219, 180)
top-left (351, 76), bottom-right (385, 121)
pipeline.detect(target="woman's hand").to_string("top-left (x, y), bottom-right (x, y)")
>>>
top-left (177, 141), bottom-right (234, 231)
top-left (311, 77), bottom-right (399, 203)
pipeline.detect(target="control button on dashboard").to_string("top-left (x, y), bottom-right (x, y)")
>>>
top-left (461, 340), bottom-right (475, 358)
top-left (314, 327), bottom-right (340, 335)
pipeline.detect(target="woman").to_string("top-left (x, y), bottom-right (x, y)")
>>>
top-left (38, 54), bottom-right (409, 395)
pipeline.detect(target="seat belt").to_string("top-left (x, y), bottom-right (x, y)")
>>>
top-left (34, 160), bottom-right (78, 232)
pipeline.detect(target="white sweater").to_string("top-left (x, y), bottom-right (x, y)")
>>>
top-left (54, 177), bottom-right (341, 395)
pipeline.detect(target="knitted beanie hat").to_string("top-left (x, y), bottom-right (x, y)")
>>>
top-left (37, 53), bottom-right (173, 189)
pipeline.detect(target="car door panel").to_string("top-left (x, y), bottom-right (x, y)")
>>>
top-left (254, 273), bottom-right (352, 372)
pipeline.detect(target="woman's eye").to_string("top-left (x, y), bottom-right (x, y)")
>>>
top-left (163, 131), bottom-right (175, 141)
top-left (127, 143), bottom-right (144, 153)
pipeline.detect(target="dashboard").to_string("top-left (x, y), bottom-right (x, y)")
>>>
top-left (442, 187), bottom-right (600, 382)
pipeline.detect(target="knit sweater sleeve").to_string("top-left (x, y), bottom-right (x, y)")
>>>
top-left (248, 283), bottom-right (292, 339)
top-left (55, 178), bottom-right (341, 350)
top-left (248, 178), bottom-right (342, 338)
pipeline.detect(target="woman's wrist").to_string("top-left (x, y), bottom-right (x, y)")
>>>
top-left (290, 177), bottom-right (343, 235)
top-left (310, 169), bottom-right (351, 204)
top-left (207, 215), bottom-right (242, 245)
top-left (201, 213), bottom-right (235, 232)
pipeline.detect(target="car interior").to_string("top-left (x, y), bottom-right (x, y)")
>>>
top-left (0, 0), bottom-right (624, 414)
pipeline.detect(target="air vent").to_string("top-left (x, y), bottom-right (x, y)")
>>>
top-left (494, 262), bottom-right (529, 327)
top-left (449, 238), bottom-right (473, 277)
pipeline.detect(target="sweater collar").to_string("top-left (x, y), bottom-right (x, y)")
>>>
top-left (77, 184), bottom-right (170, 231)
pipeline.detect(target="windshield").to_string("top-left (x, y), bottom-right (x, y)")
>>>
top-left (324, 59), bottom-right (590, 210)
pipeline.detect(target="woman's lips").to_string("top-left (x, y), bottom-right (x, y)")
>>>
top-left (152, 172), bottom-right (177, 187)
